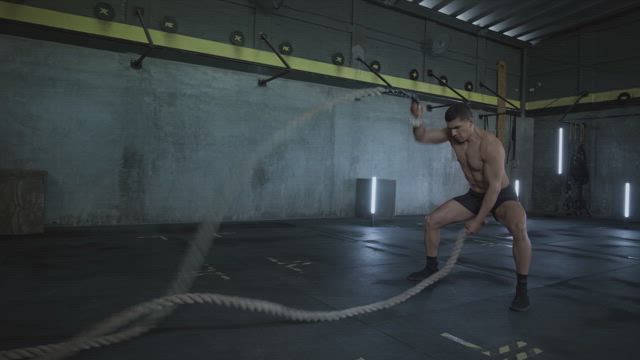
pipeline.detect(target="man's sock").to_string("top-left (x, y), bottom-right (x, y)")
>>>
top-left (510, 273), bottom-right (531, 311)
top-left (407, 256), bottom-right (439, 280)
top-left (516, 273), bottom-right (528, 293)
top-left (426, 256), bottom-right (439, 271)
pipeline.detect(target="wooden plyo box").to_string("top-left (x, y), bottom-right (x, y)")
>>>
top-left (0, 170), bottom-right (47, 235)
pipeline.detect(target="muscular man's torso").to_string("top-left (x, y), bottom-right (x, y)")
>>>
top-left (449, 129), bottom-right (510, 193)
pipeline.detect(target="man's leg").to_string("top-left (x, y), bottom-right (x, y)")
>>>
top-left (407, 200), bottom-right (474, 281)
top-left (494, 200), bottom-right (532, 311)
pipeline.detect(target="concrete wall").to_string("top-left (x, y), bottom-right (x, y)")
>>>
top-left (0, 0), bottom-right (534, 225)
top-left (528, 11), bottom-right (640, 100)
top-left (0, 34), bottom-right (476, 225)
top-left (531, 107), bottom-right (640, 221)
top-left (0, 34), bottom-right (534, 225)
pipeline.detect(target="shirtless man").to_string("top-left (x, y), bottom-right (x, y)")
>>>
top-left (406, 101), bottom-right (532, 312)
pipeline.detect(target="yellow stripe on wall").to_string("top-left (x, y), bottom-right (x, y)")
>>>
top-left (0, 1), bottom-right (517, 107)
top-left (527, 88), bottom-right (640, 110)
top-left (3, 2), bottom-right (637, 112)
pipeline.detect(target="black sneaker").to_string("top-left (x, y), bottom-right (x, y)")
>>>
top-left (510, 291), bottom-right (530, 312)
top-left (406, 265), bottom-right (437, 281)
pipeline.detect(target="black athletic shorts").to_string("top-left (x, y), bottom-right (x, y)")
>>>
top-left (453, 184), bottom-right (519, 218)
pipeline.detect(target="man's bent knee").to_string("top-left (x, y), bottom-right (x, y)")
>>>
top-left (509, 221), bottom-right (527, 237)
top-left (425, 214), bottom-right (442, 230)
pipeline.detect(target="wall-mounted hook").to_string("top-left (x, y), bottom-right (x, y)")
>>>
top-left (258, 33), bottom-right (291, 86)
top-left (356, 58), bottom-right (418, 103)
top-left (479, 82), bottom-right (520, 111)
top-left (130, 7), bottom-right (155, 70)
top-left (426, 69), bottom-right (468, 104)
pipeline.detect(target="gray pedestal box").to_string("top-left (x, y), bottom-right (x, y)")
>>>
top-left (355, 178), bottom-right (396, 219)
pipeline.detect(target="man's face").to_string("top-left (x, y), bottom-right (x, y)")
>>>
top-left (447, 117), bottom-right (473, 143)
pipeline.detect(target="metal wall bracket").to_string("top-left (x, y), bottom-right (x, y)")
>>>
top-left (558, 91), bottom-right (589, 124)
top-left (130, 7), bottom-right (155, 70)
top-left (426, 104), bottom-right (450, 111)
top-left (427, 69), bottom-right (468, 104)
top-left (258, 33), bottom-right (291, 86)
top-left (356, 57), bottom-right (418, 102)
top-left (479, 81), bottom-right (520, 111)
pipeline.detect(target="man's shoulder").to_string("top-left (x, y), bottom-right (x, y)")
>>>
top-left (480, 131), bottom-right (504, 155)
top-left (479, 130), bottom-right (499, 144)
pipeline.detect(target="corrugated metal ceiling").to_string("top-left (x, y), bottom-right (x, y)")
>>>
top-left (409, 0), bottom-right (640, 43)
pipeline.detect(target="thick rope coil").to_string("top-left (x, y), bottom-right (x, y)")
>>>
top-left (0, 229), bottom-right (466, 360)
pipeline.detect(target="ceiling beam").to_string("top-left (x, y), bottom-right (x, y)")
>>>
top-left (509, 0), bottom-right (610, 38)
top-left (524, 1), bottom-right (640, 42)
top-left (366, 0), bottom-right (530, 48)
top-left (432, 0), bottom-right (457, 11)
top-left (476, 0), bottom-right (550, 29)
top-left (448, 1), bottom-right (479, 18)
top-left (463, 0), bottom-right (513, 23)
top-left (491, 0), bottom-right (576, 33)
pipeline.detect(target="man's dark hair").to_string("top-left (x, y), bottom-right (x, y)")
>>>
top-left (445, 103), bottom-right (473, 122)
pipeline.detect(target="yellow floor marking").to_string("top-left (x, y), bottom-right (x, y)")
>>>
top-left (267, 258), bottom-right (311, 273)
top-left (486, 340), bottom-right (529, 356)
top-left (443, 333), bottom-right (543, 360)
top-left (515, 352), bottom-right (528, 360)
top-left (507, 348), bottom-right (543, 360)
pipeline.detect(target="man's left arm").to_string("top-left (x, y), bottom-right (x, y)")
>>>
top-left (466, 140), bottom-right (505, 234)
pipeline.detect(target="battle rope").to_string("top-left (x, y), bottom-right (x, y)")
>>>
top-left (0, 229), bottom-right (466, 360)
top-left (0, 87), bottom-right (461, 360)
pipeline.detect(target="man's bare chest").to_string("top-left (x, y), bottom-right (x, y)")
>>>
top-left (453, 143), bottom-right (484, 171)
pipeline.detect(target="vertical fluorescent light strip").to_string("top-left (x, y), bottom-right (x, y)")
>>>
top-left (558, 128), bottom-right (564, 175)
top-left (625, 182), bottom-right (630, 218)
top-left (515, 180), bottom-right (520, 197)
top-left (371, 177), bottom-right (377, 215)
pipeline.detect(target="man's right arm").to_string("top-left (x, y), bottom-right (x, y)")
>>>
top-left (410, 100), bottom-right (449, 144)
top-left (412, 124), bottom-right (449, 144)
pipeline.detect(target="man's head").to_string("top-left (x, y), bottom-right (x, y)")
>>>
top-left (445, 103), bottom-right (474, 143)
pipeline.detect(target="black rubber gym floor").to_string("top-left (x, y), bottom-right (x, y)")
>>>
top-left (1, 216), bottom-right (639, 359)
